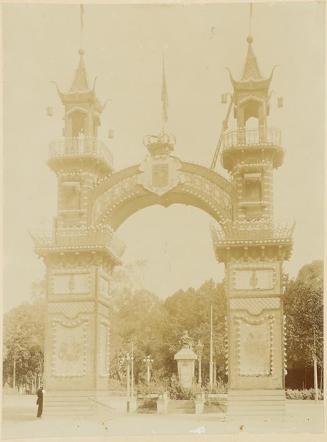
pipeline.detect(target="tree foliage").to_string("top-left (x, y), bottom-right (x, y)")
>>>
top-left (284, 260), bottom-right (323, 369)
top-left (108, 263), bottom-right (227, 386)
top-left (3, 289), bottom-right (46, 390)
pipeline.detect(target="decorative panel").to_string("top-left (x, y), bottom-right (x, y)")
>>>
top-left (48, 301), bottom-right (94, 318)
top-left (53, 272), bottom-right (89, 294)
top-left (235, 314), bottom-right (274, 377)
top-left (230, 297), bottom-right (280, 315)
top-left (52, 320), bottom-right (88, 377)
top-left (98, 322), bottom-right (110, 376)
top-left (233, 268), bottom-right (275, 291)
top-left (152, 163), bottom-right (169, 188)
top-left (99, 276), bottom-right (109, 298)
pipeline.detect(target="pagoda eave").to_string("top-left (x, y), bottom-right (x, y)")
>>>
top-left (47, 156), bottom-right (113, 176)
top-left (34, 244), bottom-right (122, 266)
top-left (213, 238), bottom-right (293, 263)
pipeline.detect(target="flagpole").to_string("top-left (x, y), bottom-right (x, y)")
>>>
top-left (80, 4), bottom-right (84, 51)
top-left (249, 2), bottom-right (253, 36)
top-left (209, 304), bottom-right (213, 391)
top-left (161, 53), bottom-right (168, 135)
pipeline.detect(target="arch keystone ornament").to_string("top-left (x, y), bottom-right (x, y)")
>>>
top-left (32, 26), bottom-right (293, 420)
top-left (138, 131), bottom-right (182, 196)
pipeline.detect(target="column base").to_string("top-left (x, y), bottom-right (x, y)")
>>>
top-left (43, 390), bottom-right (97, 417)
top-left (227, 389), bottom-right (286, 421)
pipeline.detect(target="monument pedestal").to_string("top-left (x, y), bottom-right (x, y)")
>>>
top-left (227, 389), bottom-right (285, 420)
top-left (43, 390), bottom-right (96, 417)
top-left (174, 336), bottom-right (197, 389)
top-left (127, 397), bottom-right (137, 413)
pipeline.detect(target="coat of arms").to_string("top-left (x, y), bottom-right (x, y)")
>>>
top-left (138, 155), bottom-right (182, 196)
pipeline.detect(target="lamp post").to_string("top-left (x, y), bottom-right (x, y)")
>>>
top-left (209, 304), bottom-right (214, 391)
top-left (196, 340), bottom-right (204, 386)
top-left (131, 342), bottom-right (134, 400)
top-left (143, 355), bottom-right (153, 384)
top-left (121, 352), bottom-right (131, 402)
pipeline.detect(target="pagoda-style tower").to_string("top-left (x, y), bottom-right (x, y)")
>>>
top-left (212, 35), bottom-right (293, 418)
top-left (32, 49), bottom-right (124, 415)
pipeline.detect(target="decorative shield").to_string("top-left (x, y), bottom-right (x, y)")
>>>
top-left (138, 155), bottom-right (182, 196)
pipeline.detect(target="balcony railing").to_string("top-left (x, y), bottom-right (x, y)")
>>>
top-left (31, 226), bottom-right (125, 259)
top-left (222, 127), bottom-right (282, 150)
top-left (210, 220), bottom-right (294, 243)
top-left (49, 137), bottom-right (113, 169)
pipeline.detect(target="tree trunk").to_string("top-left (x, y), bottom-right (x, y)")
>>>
top-left (13, 357), bottom-right (16, 390)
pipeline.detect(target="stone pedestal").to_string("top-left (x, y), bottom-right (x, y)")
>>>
top-left (127, 397), bottom-right (137, 413)
top-left (156, 393), bottom-right (169, 414)
top-left (194, 394), bottom-right (205, 415)
top-left (174, 346), bottom-right (197, 389)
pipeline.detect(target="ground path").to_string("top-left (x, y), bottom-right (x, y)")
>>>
top-left (1, 394), bottom-right (324, 440)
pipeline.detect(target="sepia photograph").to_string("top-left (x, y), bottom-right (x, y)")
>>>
top-left (1, 0), bottom-right (325, 440)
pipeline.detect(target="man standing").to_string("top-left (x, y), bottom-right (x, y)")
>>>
top-left (36, 386), bottom-right (44, 418)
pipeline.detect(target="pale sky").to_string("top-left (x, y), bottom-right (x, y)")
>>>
top-left (3, 2), bottom-right (325, 311)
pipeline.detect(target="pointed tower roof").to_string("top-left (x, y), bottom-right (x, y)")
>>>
top-left (228, 35), bottom-right (275, 92)
top-left (241, 35), bottom-right (263, 81)
top-left (54, 49), bottom-right (104, 113)
top-left (70, 49), bottom-right (89, 92)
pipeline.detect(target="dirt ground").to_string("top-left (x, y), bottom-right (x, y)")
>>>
top-left (1, 393), bottom-right (325, 440)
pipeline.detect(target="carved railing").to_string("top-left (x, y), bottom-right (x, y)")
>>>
top-left (222, 127), bottom-right (282, 150)
top-left (49, 137), bottom-right (113, 168)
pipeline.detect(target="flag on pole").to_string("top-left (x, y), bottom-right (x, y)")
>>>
top-left (161, 56), bottom-right (169, 125)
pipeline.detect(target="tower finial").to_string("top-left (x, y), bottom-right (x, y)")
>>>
top-left (80, 4), bottom-right (85, 53)
top-left (248, 2), bottom-right (253, 41)
top-left (161, 52), bottom-right (169, 135)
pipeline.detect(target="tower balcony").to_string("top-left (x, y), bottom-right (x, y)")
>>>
top-left (31, 225), bottom-right (125, 264)
top-left (210, 221), bottom-right (294, 262)
top-left (48, 137), bottom-right (113, 174)
top-left (221, 127), bottom-right (284, 170)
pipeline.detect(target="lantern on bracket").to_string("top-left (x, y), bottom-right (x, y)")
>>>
top-left (277, 96), bottom-right (284, 108)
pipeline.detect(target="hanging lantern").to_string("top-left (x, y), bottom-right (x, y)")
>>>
top-left (221, 93), bottom-right (228, 104)
top-left (277, 96), bottom-right (284, 108)
top-left (108, 129), bottom-right (114, 139)
top-left (46, 106), bottom-right (53, 116)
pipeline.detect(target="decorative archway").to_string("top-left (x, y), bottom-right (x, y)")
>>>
top-left (32, 32), bottom-right (293, 419)
top-left (89, 159), bottom-right (233, 230)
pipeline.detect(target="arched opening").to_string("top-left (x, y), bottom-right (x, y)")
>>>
top-left (109, 204), bottom-right (227, 386)
top-left (245, 116), bottom-right (258, 131)
top-left (116, 204), bottom-right (224, 297)
top-left (70, 109), bottom-right (87, 136)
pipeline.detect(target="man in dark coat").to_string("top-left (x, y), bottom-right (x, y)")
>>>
top-left (36, 386), bottom-right (44, 418)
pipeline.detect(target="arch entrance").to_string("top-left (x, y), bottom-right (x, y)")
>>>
top-left (33, 34), bottom-right (293, 417)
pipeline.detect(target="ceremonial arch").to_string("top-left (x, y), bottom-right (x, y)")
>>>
top-left (33, 35), bottom-right (293, 417)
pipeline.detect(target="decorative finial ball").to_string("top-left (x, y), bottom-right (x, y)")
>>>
top-left (79, 48), bottom-right (85, 55)
top-left (247, 35), bottom-right (253, 44)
